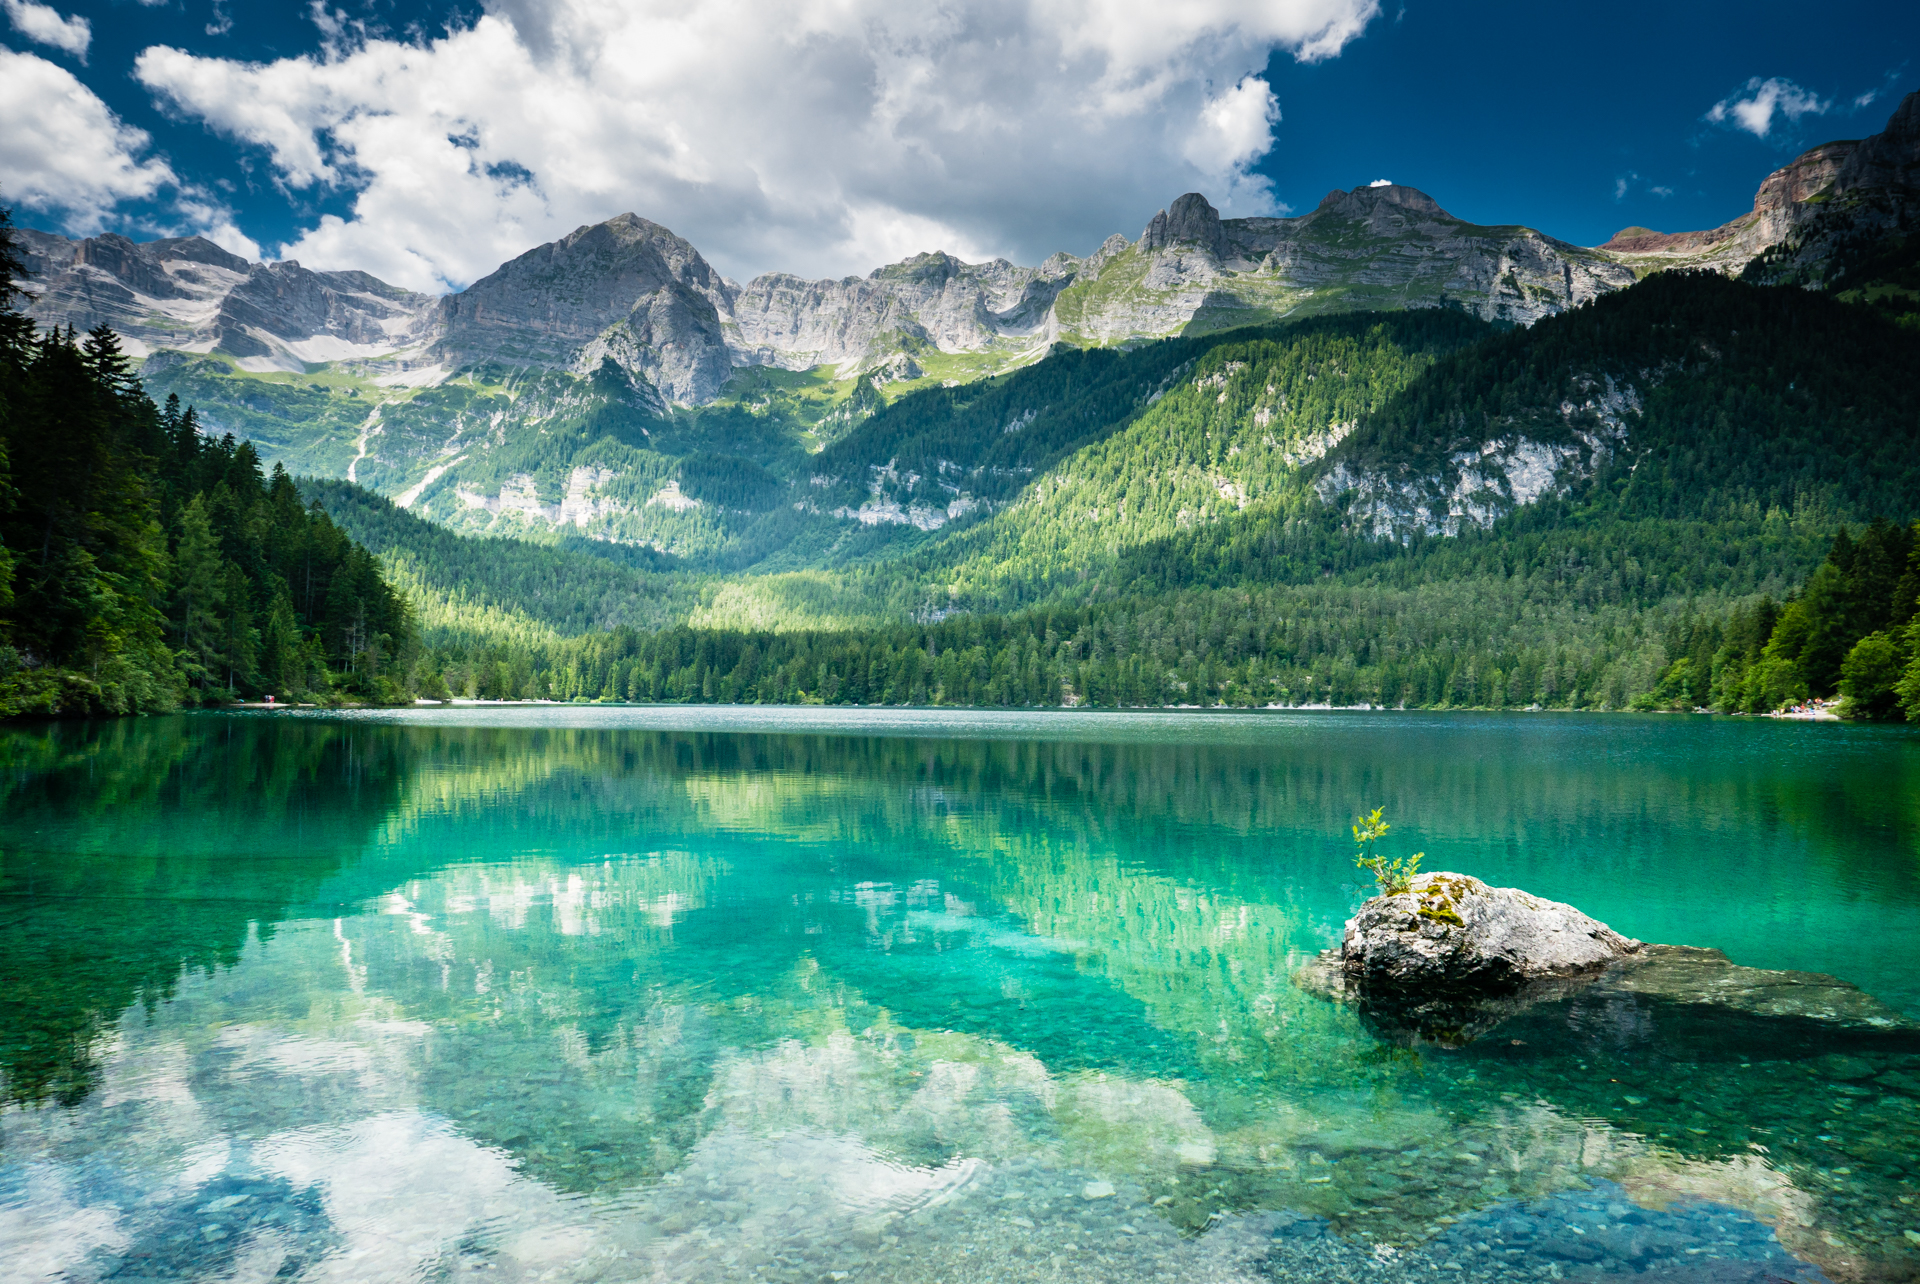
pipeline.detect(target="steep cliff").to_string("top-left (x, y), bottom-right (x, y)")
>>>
top-left (1742, 90), bottom-right (1920, 301)
top-left (1599, 90), bottom-right (1920, 281)
top-left (729, 251), bottom-right (1077, 373)
top-left (1596, 144), bottom-right (1859, 272)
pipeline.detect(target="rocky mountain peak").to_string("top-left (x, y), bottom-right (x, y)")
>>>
top-left (1314, 184), bottom-right (1448, 219)
top-left (435, 211), bottom-right (733, 396)
top-left (1140, 193), bottom-right (1226, 256)
top-left (514, 212), bottom-right (721, 289)
top-left (873, 250), bottom-right (964, 285)
top-left (147, 236), bottom-right (255, 273)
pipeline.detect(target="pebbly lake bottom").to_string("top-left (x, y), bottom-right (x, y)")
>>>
top-left (2, 707), bottom-right (1918, 1283)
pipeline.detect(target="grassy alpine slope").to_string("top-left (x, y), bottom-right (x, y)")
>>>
top-left (303, 271), bottom-right (1920, 714)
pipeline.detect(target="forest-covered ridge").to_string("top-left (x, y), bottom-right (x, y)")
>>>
top-left (13, 188), bottom-right (1920, 721)
top-left (291, 270), bottom-right (1920, 719)
top-left (676, 272), bottom-right (1920, 628)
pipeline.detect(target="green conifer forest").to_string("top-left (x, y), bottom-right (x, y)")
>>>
top-left (0, 212), bottom-right (416, 715)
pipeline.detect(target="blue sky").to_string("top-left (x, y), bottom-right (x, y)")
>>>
top-left (1, 0), bottom-right (1913, 291)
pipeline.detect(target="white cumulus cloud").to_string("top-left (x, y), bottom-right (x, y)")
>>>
top-left (2, 0), bottom-right (90, 59)
top-left (133, 0), bottom-right (1381, 292)
top-left (1705, 76), bottom-right (1830, 139)
top-left (0, 48), bottom-right (173, 231)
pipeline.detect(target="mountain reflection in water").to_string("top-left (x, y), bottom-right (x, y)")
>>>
top-left (1, 708), bottom-right (1916, 1283)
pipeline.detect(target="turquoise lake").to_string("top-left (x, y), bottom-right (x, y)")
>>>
top-left (2, 708), bottom-right (1918, 1283)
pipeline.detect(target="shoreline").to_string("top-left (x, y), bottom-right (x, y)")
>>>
top-left (205, 697), bottom-right (1867, 720)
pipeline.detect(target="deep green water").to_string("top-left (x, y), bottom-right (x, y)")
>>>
top-left (2, 708), bottom-right (1918, 1284)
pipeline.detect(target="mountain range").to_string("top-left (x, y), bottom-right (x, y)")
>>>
top-left (13, 95), bottom-right (1914, 569)
top-left (19, 180), bottom-right (1631, 391)
top-left (3, 89), bottom-right (1918, 722)
top-left (8, 92), bottom-right (1918, 635)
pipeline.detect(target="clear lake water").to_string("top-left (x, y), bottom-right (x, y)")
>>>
top-left (2, 707), bottom-right (1918, 1283)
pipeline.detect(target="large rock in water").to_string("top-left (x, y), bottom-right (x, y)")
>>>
top-left (1341, 872), bottom-right (1642, 992)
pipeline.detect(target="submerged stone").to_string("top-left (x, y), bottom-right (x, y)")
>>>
top-left (1301, 935), bottom-right (1918, 1048)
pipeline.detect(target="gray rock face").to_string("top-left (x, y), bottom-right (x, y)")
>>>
top-left (435, 213), bottom-right (736, 403)
top-left (1055, 186), bottom-right (1635, 346)
top-left (1339, 871), bottom-right (1643, 992)
top-left (18, 229), bottom-right (437, 368)
top-left (727, 250), bottom-right (1075, 373)
top-left (433, 221), bottom-right (1077, 398)
top-left (1833, 87), bottom-right (1920, 193)
top-left (1140, 192), bottom-right (1227, 257)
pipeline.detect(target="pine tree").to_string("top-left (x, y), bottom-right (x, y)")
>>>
top-left (172, 494), bottom-right (226, 694)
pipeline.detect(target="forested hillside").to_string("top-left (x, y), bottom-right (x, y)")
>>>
top-left (16, 177), bottom-right (1915, 722)
top-left (680, 273), bottom-right (1919, 628)
top-left (289, 271), bottom-right (1920, 718)
top-left (1641, 519), bottom-right (1920, 720)
top-left (0, 213), bottom-right (417, 716)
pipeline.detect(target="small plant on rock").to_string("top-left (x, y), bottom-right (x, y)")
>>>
top-left (1352, 807), bottom-right (1424, 896)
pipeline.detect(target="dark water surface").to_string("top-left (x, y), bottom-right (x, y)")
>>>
top-left (2, 708), bottom-right (1917, 1283)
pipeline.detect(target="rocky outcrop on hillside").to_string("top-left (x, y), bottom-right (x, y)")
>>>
top-left (1744, 90), bottom-right (1920, 291)
top-left (1600, 90), bottom-right (1920, 279)
top-left (1597, 143), bottom-right (1858, 271)
top-left (16, 230), bottom-right (437, 368)
top-left (1248, 184), bottom-right (1633, 321)
top-left (1314, 372), bottom-right (1641, 540)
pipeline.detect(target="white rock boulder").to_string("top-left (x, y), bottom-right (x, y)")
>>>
top-left (1340, 872), bottom-right (1642, 993)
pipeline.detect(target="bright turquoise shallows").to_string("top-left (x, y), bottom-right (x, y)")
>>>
top-left (3, 708), bottom-right (1918, 1284)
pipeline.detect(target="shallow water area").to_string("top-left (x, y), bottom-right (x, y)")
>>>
top-left (2, 707), bottom-right (1918, 1283)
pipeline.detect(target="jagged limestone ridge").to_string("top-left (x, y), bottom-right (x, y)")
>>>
top-left (17, 229), bottom-right (437, 370)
